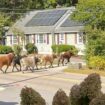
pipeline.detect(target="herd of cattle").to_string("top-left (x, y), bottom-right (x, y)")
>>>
top-left (0, 51), bottom-right (73, 73)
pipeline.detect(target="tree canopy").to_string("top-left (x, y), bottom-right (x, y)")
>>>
top-left (71, 0), bottom-right (105, 64)
top-left (71, 0), bottom-right (105, 30)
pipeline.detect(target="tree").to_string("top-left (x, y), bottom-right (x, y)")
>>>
top-left (71, 0), bottom-right (105, 30)
top-left (71, 0), bottom-right (78, 6)
top-left (85, 28), bottom-right (105, 61)
top-left (0, 13), bottom-right (10, 44)
top-left (71, 0), bottom-right (105, 64)
top-left (56, 0), bottom-right (72, 7)
top-left (13, 44), bottom-right (22, 56)
top-left (12, 27), bottom-right (25, 49)
top-left (44, 0), bottom-right (57, 8)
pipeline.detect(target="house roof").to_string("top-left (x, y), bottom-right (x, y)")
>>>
top-left (25, 10), bottom-right (67, 26)
top-left (7, 7), bottom-right (84, 35)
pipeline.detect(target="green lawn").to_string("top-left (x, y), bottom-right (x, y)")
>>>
top-left (64, 68), bottom-right (105, 77)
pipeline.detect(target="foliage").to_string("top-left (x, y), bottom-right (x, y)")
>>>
top-left (88, 56), bottom-right (105, 70)
top-left (79, 73), bottom-right (102, 104)
top-left (25, 43), bottom-right (38, 54)
top-left (70, 85), bottom-right (81, 105)
top-left (69, 73), bottom-right (102, 105)
top-left (20, 86), bottom-right (46, 105)
top-left (85, 28), bottom-right (105, 61)
top-left (52, 89), bottom-right (69, 105)
top-left (71, 0), bottom-right (105, 30)
top-left (0, 45), bottom-right (13, 54)
top-left (89, 94), bottom-right (105, 105)
top-left (56, 0), bottom-right (72, 7)
top-left (13, 44), bottom-right (22, 56)
top-left (12, 27), bottom-right (24, 41)
top-left (71, 0), bottom-right (78, 6)
top-left (0, 13), bottom-right (10, 39)
top-left (71, 0), bottom-right (105, 64)
top-left (44, 0), bottom-right (57, 8)
top-left (51, 44), bottom-right (78, 54)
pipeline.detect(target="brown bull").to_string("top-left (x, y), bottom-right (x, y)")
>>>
top-left (0, 53), bottom-right (14, 73)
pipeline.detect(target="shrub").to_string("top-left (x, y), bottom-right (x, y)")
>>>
top-left (70, 85), bottom-right (82, 105)
top-left (25, 43), bottom-right (38, 54)
top-left (20, 86), bottom-right (46, 105)
top-left (51, 44), bottom-right (78, 55)
top-left (88, 56), bottom-right (105, 70)
top-left (80, 73), bottom-right (102, 104)
top-left (0, 45), bottom-right (13, 54)
top-left (69, 73), bottom-right (102, 105)
top-left (89, 94), bottom-right (105, 105)
top-left (13, 44), bottom-right (22, 56)
top-left (52, 89), bottom-right (69, 105)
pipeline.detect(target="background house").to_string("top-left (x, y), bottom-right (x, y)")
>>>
top-left (6, 7), bottom-right (84, 54)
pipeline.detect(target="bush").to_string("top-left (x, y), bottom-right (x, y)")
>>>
top-left (88, 56), bottom-right (105, 70)
top-left (70, 85), bottom-right (82, 105)
top-left (89, 94), bottom-right (105, 105)
top-left (69, 73), bottom-right (102, 105)
top-left (25, 43), bottom-right (38, 54)
top-left (52, 89), bottom-right (69, 105)
top-left (51, 44), bottom-right (78, 55)
top-left (13, 44), bottom-right (22, 56)
top-left (20, 86), bottom-right (46, 105)
top-left (0, 45), bottom-right (13, 54)
top-left (80, 73), bottom-right (102, 104)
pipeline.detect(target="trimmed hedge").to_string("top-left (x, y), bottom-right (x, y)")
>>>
top-left (70, 85), bottom-right (81, 105)
top-left (70, 73), bottom-right (102, 105)
top-left (25, 43), bottom-right (38, 54)
top-left (20, 86), bottom-right (46, 105)
top-left (0, 45), bottom-right (13, 54)
top-left (89, 94), bottom-right (105, 105)
top-left (52, 89), bottom-right (69, 105)
top-left (80, 73), bottom-right (101, 105)
top-left (51, 44), bottom-right (78, 54)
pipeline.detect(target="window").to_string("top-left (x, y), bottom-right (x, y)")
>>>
top-left (13, 36), bottom-right (18, 44)
top-left (37, 34), bottom-right (44, 44)
top-left (61, 34), bottom-right (64, 40)
top-left (59, 33), bottom-right (64, 44)
top-left (77, 33), bottom-right (83, 44)
top-left (26, 35), bottom-right (29, 44)
top-left (39, 35), bottom-right (44, 43)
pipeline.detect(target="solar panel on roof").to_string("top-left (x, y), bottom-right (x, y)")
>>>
top-left (61, 17), bottom-right (83, 27)
top-left (25, 10), bottom-right (67, 26)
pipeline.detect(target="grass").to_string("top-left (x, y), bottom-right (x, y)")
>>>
top-left (64, 68), bottom-right (105, 77)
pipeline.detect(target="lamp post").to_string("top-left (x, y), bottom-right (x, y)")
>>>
top-left (2, 26), bottom-right (9, 45)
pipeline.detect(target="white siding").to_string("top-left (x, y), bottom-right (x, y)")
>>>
top-left (35, 34), bottom-right (52, 54)
top-left (67, 33), bottom-right (75, 45)
top-left (6, 36), bottom-right (12, 46)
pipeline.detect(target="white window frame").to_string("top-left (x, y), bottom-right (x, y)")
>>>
top-left (13, 35), bottom-right (18, 44)
top-left (59, 33), bottom-right (64, 44)
top-left (37, 34), bottom-right (45, 44)
top-left (77, 32), bottom-right (83, 44)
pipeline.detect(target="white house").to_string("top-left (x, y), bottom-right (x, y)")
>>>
top-left (6, 7), bottom-right (84, 54)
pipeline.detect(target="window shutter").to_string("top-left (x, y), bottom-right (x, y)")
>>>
top-left (57, 34), bottom-right (59, 44)
top-left (47, 34), bottom-right (49, 44)
top-left (75, 32), bottom-right (77, 44)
